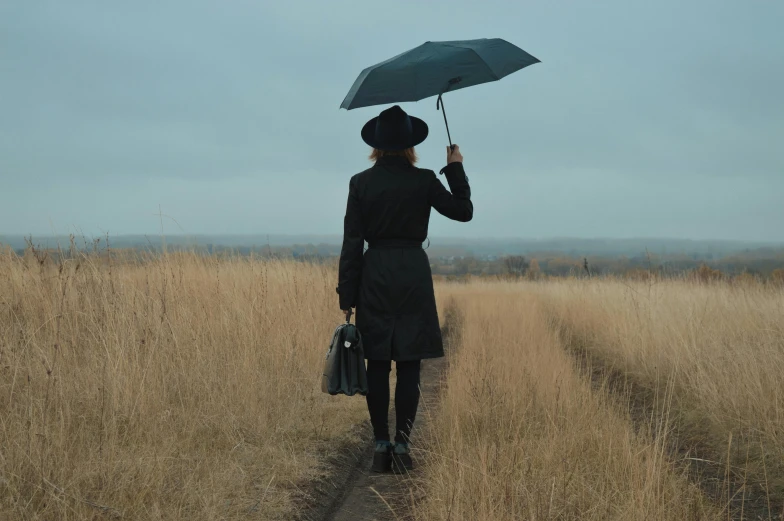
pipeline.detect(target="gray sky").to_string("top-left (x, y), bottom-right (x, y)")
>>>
top-left (1, 0), bottom-right (782, 241)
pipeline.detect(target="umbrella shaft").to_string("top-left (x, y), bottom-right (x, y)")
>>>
top-left (437, 94), bottom-right (454, 149)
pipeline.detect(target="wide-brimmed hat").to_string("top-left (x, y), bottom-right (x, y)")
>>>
top-left (361, 105), bottom-right (428, 151)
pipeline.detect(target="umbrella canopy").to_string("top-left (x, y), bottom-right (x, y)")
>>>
top-left (340, 38), bottom-right (539, 109)
top-left (340, 38), bottom-right (540, 147)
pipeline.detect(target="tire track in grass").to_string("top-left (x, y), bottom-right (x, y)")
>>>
top-left (411, 289), bottom-right (719, 520)
top-left (557, 325), bottom-right (779, 521)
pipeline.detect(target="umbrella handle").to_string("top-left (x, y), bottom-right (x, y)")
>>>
top-left (436, 94), bottom-right (455, 151)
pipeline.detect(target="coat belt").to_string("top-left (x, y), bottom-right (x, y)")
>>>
top-left (367, 239), bottom-right (424, 249)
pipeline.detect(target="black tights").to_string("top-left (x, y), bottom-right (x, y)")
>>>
top-left (365, 359), bottom-right (421, 444)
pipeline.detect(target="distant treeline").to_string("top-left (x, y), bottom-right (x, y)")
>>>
top-left (6, 238), bottom-right (784, 281)
top-left (428, 251), bottom-right (784, 279)
top-left (3, 234), bottom-right (783, 258)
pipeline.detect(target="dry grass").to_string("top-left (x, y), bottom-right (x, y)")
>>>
top-left (415, 282), bottom-right (720, 520)
top-left (3, 249), bottom-right (781, 520)
top-left (537, 278), bottom-right (784, 516)
top-left (0, 251), bottom-right (366, 520)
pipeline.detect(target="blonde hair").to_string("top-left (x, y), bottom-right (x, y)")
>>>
top-left (369, 147), bottom-right (418, 165)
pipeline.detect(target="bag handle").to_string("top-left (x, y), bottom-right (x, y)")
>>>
top-left (345, 309), bottom-right (353, 324)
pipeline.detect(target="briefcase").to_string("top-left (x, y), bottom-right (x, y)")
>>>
top-left (321, 314), bottom-right (368, 396)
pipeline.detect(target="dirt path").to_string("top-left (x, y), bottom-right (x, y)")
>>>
top-left (320, 355), bottom-right (445, 521)
top-left (301, 307), bottom-right (458, 521)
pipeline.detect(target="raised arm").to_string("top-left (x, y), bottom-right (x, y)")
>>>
top-left (428, 145), bottom-right (473, 222)
top-left (337, 175), bottom-right (364, 310)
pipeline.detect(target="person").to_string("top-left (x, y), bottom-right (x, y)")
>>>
top-left (337, 105), bottom-right (473, 473)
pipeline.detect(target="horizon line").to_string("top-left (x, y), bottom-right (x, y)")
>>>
top-left (1, 232), bottom-right (783, 245)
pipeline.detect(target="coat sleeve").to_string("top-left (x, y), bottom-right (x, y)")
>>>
top-left (337, 176), bottom-right (363, 310)
top-left (428, 162), bottom-right (473, 222)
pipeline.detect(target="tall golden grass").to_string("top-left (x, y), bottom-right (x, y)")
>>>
top-left (415, 283), bottom-right (721, 520)
top-left (0, 251), bottom-right (366, 520)
top-left (3, 250), bottom-right (781, 520)
top-left (538, 278), bottom-right (784, 515)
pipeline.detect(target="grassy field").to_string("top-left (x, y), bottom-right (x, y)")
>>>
top-left (415, 284), bottom-right (720, 520)
top-left (416, 279), bottom-right (783, 520)
top-left (538, 278), bottom-right (784, 517)
top-left (0, 251), bottom-right (367, 519)
top-left (2, 252), bottom-right (782, 519)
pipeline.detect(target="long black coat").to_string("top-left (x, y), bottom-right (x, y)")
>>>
top-left (337, 155), bottom-right (473, 361)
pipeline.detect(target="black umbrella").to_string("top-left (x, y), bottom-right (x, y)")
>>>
top-left (340, 38), bottom-right (540, 147)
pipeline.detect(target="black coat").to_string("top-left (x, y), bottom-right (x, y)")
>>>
top-left (337, 155), bottom-right (473, 361)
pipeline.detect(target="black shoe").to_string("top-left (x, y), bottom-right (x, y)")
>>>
top-left (370, 441), bottom-right (392, 473)
top-left (391, 443), bottom-right (414, 473)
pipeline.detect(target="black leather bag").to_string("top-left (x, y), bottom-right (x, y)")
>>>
top-left (321, 314), bottom-right (368, 396)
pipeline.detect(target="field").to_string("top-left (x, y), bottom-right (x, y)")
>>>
top-left (1, 251), bottom-right (782, 519)
top-left (419, 280), bottom-right (783, 520)
top-left (0, 251), bottom-right (367, 519)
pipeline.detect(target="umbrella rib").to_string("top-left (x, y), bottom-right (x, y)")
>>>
top-left (466, 48), bottom-right (500, 82)
top-left (437, 42), bottom-right (502, 82)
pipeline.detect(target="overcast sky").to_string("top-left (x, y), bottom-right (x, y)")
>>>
top-left (1, 0), bottom-right (782, 241)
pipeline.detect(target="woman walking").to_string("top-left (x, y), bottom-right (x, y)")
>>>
top-left (337, 105), bottom-right (473, 473)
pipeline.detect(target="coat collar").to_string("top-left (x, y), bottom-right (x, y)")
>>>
top-left (376, 155), bottom-right (413, 167)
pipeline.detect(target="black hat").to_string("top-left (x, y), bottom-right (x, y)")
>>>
top-left (361, 105), bottom-right (428, 151)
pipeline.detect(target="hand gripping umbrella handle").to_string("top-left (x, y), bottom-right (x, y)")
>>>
top-left (436, 93), bottom-right (455, 151)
